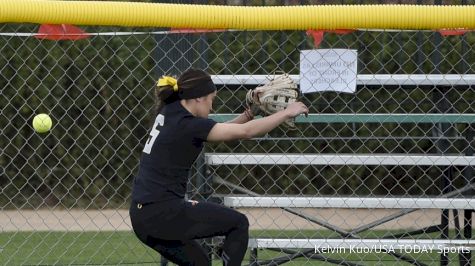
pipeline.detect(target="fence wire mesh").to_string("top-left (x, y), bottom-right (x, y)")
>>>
top-left (2, 10), bottom-right (475, 266)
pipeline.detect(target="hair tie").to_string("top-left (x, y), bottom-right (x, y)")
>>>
top-left (158, 76), bottom-right (179, 91)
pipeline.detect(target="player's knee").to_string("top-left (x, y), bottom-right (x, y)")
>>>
top-left (236, 212), bottom-right (249, 230)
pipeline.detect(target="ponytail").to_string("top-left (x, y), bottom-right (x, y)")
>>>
top-left (154, 76), bottom-right (180, 116)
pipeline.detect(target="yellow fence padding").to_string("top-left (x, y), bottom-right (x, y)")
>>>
top-left (2, 0), bottom-right (475, 30)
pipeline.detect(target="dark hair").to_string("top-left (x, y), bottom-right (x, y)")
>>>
top-left (152, 69), bottom-right (215, 117)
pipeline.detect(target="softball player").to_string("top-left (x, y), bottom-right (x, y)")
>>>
top-left (129, 69), bottom-right (308, 266)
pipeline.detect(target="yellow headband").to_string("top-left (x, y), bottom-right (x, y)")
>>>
top-left (158, 76), bottom-right (178, 91)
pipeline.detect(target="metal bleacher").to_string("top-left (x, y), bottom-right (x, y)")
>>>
top-left (201, 74), bottom-right (475, 265)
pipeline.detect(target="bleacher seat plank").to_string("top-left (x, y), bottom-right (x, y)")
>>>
top-left (223, 196), bottom-right (475, 209)
top-left (211, 74), bottom-right (475, 86)
top-left (206, 153), bottom-right (475, 166)
top-left (248, 238), bottom-right (475, 249)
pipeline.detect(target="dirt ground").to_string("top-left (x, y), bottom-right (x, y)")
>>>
top-left (0, 208), bottom-right (464, 231)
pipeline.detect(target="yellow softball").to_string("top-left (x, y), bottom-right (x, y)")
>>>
top-left (32, 113), bottom-right (53, 133)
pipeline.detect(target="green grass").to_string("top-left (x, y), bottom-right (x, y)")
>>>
top-left (0, 231), bottom-right (155, 265)
top-left (0, 230), bottom-right (470, 265)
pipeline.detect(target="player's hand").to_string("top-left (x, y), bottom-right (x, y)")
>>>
top-left (284, 102), bottom-right (309, 118)
top-left (252, 86), bottom-right (266, 102)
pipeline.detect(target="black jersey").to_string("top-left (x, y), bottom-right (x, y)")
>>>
top-left (132, 101), bottom-right (217, 203)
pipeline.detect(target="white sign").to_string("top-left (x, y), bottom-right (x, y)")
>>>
top-left (300, 49), bottom-right (358, 94)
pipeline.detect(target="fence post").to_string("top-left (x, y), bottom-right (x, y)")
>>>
top-left (429, 1), bottom-right (452, 263)
top-left (153, 0), bottom-right (194, 75)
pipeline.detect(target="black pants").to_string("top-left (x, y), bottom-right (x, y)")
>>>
top-left (129, 199), bottom-right (249, 266)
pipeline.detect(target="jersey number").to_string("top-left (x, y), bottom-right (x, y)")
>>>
top-left (143, 114), bottom-right (164, 154)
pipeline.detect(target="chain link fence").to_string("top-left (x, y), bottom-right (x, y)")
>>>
top-left (2, 2), bottom-right (475, 265)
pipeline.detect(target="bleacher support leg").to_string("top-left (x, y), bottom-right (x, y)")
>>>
top-left (249, 248), bottom-right (258, 266)
top-left (461, 210), bottom-right (472, 266)
top-left (440, 209), bottom-right (450, 266)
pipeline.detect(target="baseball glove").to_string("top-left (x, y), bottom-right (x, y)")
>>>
top-left (246, 73), bottom-right (299, 129)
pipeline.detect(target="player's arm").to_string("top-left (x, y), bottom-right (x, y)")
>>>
top-left (207, 102), bottom-right (308, 142)
top-left (224, 108), bottom-right (254, 124)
